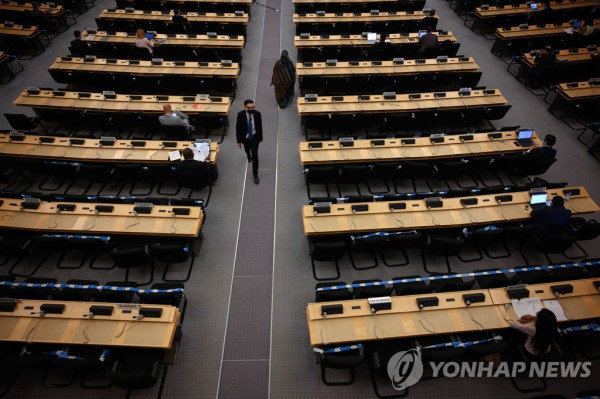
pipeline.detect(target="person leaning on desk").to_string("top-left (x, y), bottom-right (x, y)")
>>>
top-left (530, 195), bottom-right (572, 235)
top-left (135, 28), bottom-right (155, 56)
top-left (511, 308), bottom-right (558, 357)
top-left (159, 104), bottom-right (196, 132)
top-left (524, 133), bottom-right (557, 161)
top-left (417, 26), bottom-right (438, 55)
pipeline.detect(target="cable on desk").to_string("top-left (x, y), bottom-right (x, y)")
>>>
top-left (465, 207), bottom-right (477, 224)
top-left (500, 303), bottom-right (514, 324)
top-left (1, 214), bottom-right (12, 221)
top-left (125, 212), bottom-right (140, 230)
top-left (26, 147), bottom-right (37, 155)
top-left (391, 211), bottom-right (405, 227)
top-left (47, 211), bottom-right (59, 228)
top-left (170, 213), bottom-right (177, 234)
top-left (466, 306), bottom-right (484, 330)
top-left (427, 208), bottom-right (440, 226)
top-left (114, 315), bottom-right (145, 338)
top-left (372, 308), bottom-right (384, 339)
top-left (320, 313), bottom-right (329, 345)
top-left (418, 312), bottom-right (436, 333)
top-left (25, 316), bottom-right (43, 344)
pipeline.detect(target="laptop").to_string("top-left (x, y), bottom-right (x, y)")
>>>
top-left (530, 3), bottom-right (537, 9)
top-left (573, 21), bottom-right (581, 28)
top-left (516, 129), bottom-right (534, 147)
top-left (530, 192), bottom-right (548, 210)
top-left (419, 30), bottom-right (426, 38)
top-left (145, 33), bottom-right (155, 40)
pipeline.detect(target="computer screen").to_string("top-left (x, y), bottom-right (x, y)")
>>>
top-left (517, 130), bottom-right (533, 140)
top-left (530, 3), bottom-right (537, 9)
top-left (145, 33), bottom-right (155, 40)
top-left (530, 192), bottom-right (548, 205)
top-left (573, 21), bottom-right (581, 28)
top-left (419, 30), bottom-right (426, 38)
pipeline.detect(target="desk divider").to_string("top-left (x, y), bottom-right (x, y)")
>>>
top-left (0, 281), bottom-right (185, 294)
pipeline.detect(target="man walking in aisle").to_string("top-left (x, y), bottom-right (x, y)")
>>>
top-left (236, 99), bottom-right (263, 184)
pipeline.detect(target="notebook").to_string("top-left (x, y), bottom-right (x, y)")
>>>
top-left (530, 192), bottom-right (548, 210)
top-left (516, 129), bottom-right (534, 147)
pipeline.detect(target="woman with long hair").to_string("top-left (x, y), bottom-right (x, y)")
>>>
top-left (271, 50), bottom-right (296, 108)
top-left (511, 308), bottom-right (558, 356)
top-left (135, 28), bottom-right (154, 55)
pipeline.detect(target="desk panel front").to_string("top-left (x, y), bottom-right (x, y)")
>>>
top-left (295, 32), bottom-right (456, 48)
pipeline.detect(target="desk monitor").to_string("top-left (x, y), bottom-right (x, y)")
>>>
top-left (530, 192), bottom-right (548, 205)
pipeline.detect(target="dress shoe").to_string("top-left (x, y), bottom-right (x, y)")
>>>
top-left (254, 176), bottom-right (259, 184)
top-left (247, 157), bottom-right (252, 163)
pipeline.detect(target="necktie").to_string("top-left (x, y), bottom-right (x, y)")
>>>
top-left (247, 115), bottom-right (253, 140)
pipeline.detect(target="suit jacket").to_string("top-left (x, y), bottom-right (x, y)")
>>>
top-left (177, 159), bottom-right (211, 176)
top-left (159, 110), bottom-right (191, 130)
top-left (524, 146), bottom-right (556, 162)
top-left (70, 38), bottom-right (91, 56)
top-left (530, 205), bottom-right (572, 235)
top-left (236, 110), bottom-right (263, 143)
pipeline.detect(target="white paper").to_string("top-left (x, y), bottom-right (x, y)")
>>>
top-left (168, 150), bottom-right (181, 161)
top-left (564, 28), bottom-right (574, 34)
top-left (86, 35), bottom-right (95, 40)
top-left (543, 300), bottom-right (568, 321)
top-left (367, 32), bottom-right (377, 44)
top-left (193, 143), bottom-right (210, 161)
top-left (511, 297), bottom-right (543, 319)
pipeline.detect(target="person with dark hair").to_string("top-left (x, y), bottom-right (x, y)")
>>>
top-left (70, 30), bottom-right (92, 56)
top-left (421, 9), bottom-right (437, 29)
top-left (178, 148), bottom-right (210, 174)
top-left (30, 1), bottom-right (57, 33)
top-left (530, 195), bottom-right (572, 235)
top-left (271, 50), bottom-right (296, 108)
top-left (525, 134), bottom-right (557, 161)
top-left (171, 9), bottom-right (188, 24)
top-left (417, 26), bottom-right (438, 55)
top-left (511, 308), bottom-right (558, 356)
top-left (236, 99), bottom-right (263, 184)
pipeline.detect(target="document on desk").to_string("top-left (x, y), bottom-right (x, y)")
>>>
top-left (543, 300), bottom-right (568, 321)
top-left (168, 150), bottom-right (181, 161)
top-left (564, 28), bottom-right (574, 34)
top-left (511, 297), bottom-right (543, 318)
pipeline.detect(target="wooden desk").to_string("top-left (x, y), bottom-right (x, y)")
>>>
top-left (0, 133), bottom-right (219, 164)
top-left (81, 30), bottom-right (245, 49)
top-left (49, 57), bottom-right (240, 79)
top-left (521, 47), bottom-right (599, 68)
top-left (295, 32), bottom-right (456, 48)
top-left (13, 89), bottom-right (231, 116)
top-left (306, 278), bottom-right (600, 346)
top-left (494, 20), bottom-right (600, 41)
top-left (297, 57), bottom-right (478, 78)
top-left (0, 1), bottom-right (65, 16)
top-left (293, 0), bottom-right (417, 4)
top-left (293, 11), bottom-right (436, 24)
top-left (302, 186), bottom-right (599, 235)
top-left (299, 130), bottom-right (541, 164)
top-left (117, 0), bottom-right (252, 4)
top-left (556, 81), bottom-right (600, 101)
top-left (0, 198), bottom-right (204, 237)
top-left (0, 299), bottom-right (179, 348)
top-left (297, 89), bottom-right (508, 115)
top-left (98, 8), bottom-right (249, 25)
top-left (306, 290), bottom-right (508, 346)
top-left (0, 22), bottom-right (39, 38)
top-left (475, 0), bottom-right (597, 19)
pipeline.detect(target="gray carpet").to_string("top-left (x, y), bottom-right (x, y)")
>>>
top-left (0, 0), bottom-right (599, 397)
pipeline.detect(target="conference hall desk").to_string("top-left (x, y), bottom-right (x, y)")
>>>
top-left (293, 0), bottom-right (426, 12)
top-left (296, 89), bottom-right (508, 116)
top-left (13, 89), bottom-right (231, 116)
top-left (521, 46), bottom-right (599, 68)
top-left (306, 278), bottom-right (600, 346)
top-left (301, 185), bottom-right (599, 235)
top-left (295, 31), bottom-right (457, 48)
top-left (294, 11), bottom-right (437, 33)
top-left (116, 0), bottom-right (253, 9)
top-left (96, 8), bottom-right (249, 34)
top-left (0, 1), bottom-right (67, 25)
top-left (0, 299), bottom-right (179, 349)
top-left (0, 198), bottom-right (204, 237)
top-left (299, 130), bottom-right (541, 165)
top-left (0, 22), bottom-right (44, 54)
top-left (491, 20), bottom-right (600, 55)
top-left (297, 57), bottom-right (479, 78)
top-left (49, 57), bottom-right (240, 80)
top-left (548, 81), bottom-right (600, 114)
top-left (0, 133), bottom-right (219, 165)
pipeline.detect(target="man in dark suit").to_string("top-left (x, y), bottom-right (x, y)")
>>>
top-left (177, 147), bottom-right (211, 176)
top-left (530, 195), bottom-right (572, 235)
top-left (171, 9), bottom-right (188, 24)
top-left (236, 99), bottom-right (263, 184)
top-left (70, 30), bottom-right (93, 56)
top-left (421, 9), bottom-right (437, 30)
top-left (417, 26), bottom-right (438, 55)
top-left (525, 134), bottom-right (557, 161)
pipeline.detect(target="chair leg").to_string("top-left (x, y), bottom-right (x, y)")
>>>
top-left (125, 260), bottom-right (154, 286)
top-left (311, 259), bottom-right (341, 281)
top-left (381, 249), bottom-right (409, 267)
top-left (366, 178), bottom-right (391, 195)
top-left (367, 353), bottom-right (409, 398)
top-left (162, 251), bottom-right (195, 283)
top-left (457, 244), bottom-right (484, 263)
top-left (482, 241), bottom-right (512, 259)
top-left (56, 250), bottom-right (88, 269)
top-left (562, 242), bottom-right (588, 260)
top-left (320, 362), bottom-right (355, 386)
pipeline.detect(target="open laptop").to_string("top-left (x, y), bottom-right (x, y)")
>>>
top-left (145, 33), bottom-right (155, 40)
top-left (573, 21), bottom-right (581, 28)
top-left (419, 30), bottom-right (426, 38)
top-left (530, 192), bottom-right (548, 210)
top-left (516, 129), bottom-right (534, 147)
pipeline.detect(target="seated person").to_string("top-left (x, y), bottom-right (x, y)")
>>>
top-left (577, 18), bottom-right (595, 37)
top-left (159, 103), bottom-right (195, 132)
top-left (171, 9), bottom-right (188, 24)
top-left (421, 9), bottom-right (437, 30)
top-left (527, 46), bottom-right (556, 88)
top-left (135, 28), bottom-right (155, 55)
top-left (70, 30), bottom-right (93, 56)
top-left (177, 148), bottom-right (217, 183)
top-left (29, 1), bottom-right (58, 33)
top-left (534, 46), bottom-right (556, 68)
top-left (524, 134), bottom-right (557, 161)
top-left (530, 195), bottom-right (572, 235)
top-left (417, 26), bottom-right (438, 55)
top-left (511, 309), bottom-right (558, 356)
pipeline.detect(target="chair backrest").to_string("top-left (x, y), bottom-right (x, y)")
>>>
top-left (94, 281), bottom-right (138, 303)
top-left (4, 113), bottom-right (34, 130)
top-left (427, 235), bottom-right (465, 256)
top-left (110, 247), bottom-right (150, 268)
top-left (149, 243), bottom-right (189, 263)
top-left (138, 282), bottom-right (184, 306)
top-left (315, 282), bottom-right (352, 302)
top-left (310, 239), bottom-right (347, 261)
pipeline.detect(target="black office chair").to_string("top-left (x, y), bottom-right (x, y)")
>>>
top-left (367, 162), bottom-right (400, 194)
top-left (113, 164), bottom-right (154, 196)
top-left (7, 277), bottom-right (57, 300)
top-left (304, 166), bottom-right (337, 198)
top-left (318, 345), bottom-right (364, 386)
top-left (429, 274), bottom-right (475, 292)
top-left (423, 233), bottom-right (466, 274)
top-left (363, 339), bottom-right (410, 398)
top-left (93, 281), bottom-right (138, 303)
top-left (110, 244), bottom-right (154, 286)
top-left (138, 282), bottom-right (187, 324)
top-left (148, 241), bottom-right (195, 282)
top-left (382, 231), bottom-right (426, 267)
top-left (4, 113), bottom-right (48, 134)
top-left (565, 219), bottom-right (600, 258)
top-left (393, 275), bottom-right (434, 296)
top-left (352, 279), bottom-right (394, 299)
top-left (523, 233), bottom-right (580, 266)
top-left (474, 268), bottom-right (520, 289)
top-left (337, 165), bottom-right (370, 197)
top-left (49, 279), bottom-right (99, 302)
top-left (105, 349), bottom-right (166, 397)
top-left (315, 282), bottom-right (353, 302)
top-left (458, 226), bottom-right (511, 262)
top-left (348, 234), bottom-right (387, 270)
top-left (309, 238), bottom-right (347, 281)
